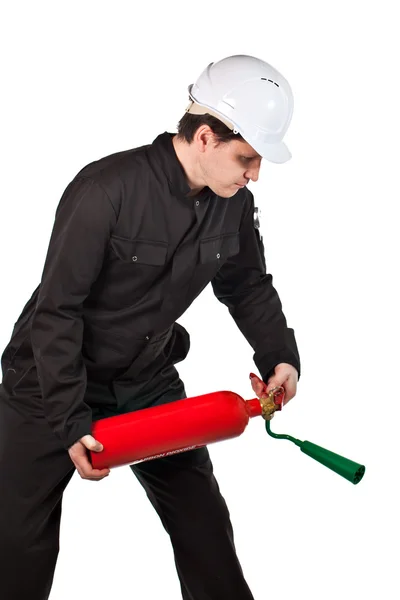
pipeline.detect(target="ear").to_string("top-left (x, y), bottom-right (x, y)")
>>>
top-left (194, 125), bottom-right (217, 154)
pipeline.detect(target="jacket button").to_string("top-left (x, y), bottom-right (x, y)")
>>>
top-left (132, 256), bottom-right (138, 262)
top-left (216, 253), bottom-right (220, 259)
top-left (195, 200), bottom-right (200, 206)
top-left (145, 336), bottom-right (150, 340)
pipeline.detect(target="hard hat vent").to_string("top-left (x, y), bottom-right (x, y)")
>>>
top-left (261, 77), bottom-right (280, 88)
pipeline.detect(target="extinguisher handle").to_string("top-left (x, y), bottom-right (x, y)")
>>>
top-left (249, 373), bottom-right (285, 414)
top-left (270, 387), bottom-right (285, 411)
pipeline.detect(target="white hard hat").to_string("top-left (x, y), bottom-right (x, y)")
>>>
top-left (186, 55), bottom-right (294, 164)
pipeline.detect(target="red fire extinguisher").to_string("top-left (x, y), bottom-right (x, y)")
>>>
top-left (90, 374), bottom-right (283, 470)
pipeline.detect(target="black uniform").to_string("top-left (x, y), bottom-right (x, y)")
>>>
top-left (0, 132), bottom-right (300, 599)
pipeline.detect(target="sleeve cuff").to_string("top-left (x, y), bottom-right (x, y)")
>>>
top-left (262, 360), bottom-right (300, 384)
top-left (63, 414), bottom-right (94, 450)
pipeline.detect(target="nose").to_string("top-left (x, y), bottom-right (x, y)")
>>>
top-left (245, 165), bottom-right (260, 182)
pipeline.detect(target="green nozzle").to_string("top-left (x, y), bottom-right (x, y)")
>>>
top-left (265, 421), bottom-right (365, 485)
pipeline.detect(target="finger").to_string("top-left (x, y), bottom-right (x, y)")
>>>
top-left (80, 469), bottom-right (110, 481)
top-left (257, 387), bottom-right (269, 399)
top-left (84, 466), bottom-right (110, 478)
top-left (280, 377), bottom-right (297, 403)
top-left (266, 380), bottom-right (284, 393)
top-left (252, 380), bottom-right (266, 396)
top-left (75, 466), bottom-right (85, 479)
top-left (69, 450), bottom-right (110, 479)
top-left (81, 434), bottom-right (104, 452)
top-left (282, 389), bottom-right (295, 405)
top-left (71, 455), bottom-right (108, 480)
top-left (76, 453), bottom-right (110, 478)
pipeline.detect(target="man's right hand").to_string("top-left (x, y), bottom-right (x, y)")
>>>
top-left (68, 434), bottom-right (110, 481)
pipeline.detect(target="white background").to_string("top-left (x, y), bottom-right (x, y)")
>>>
top-left (1, 1), bottom-right (399, 599)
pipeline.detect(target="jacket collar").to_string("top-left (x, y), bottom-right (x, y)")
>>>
top-left (149, 132), bottom-right (213, 201)
top-left (150, 132), bottom-right (192, 197)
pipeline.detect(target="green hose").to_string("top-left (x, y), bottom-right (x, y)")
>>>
top-left (265, 420), bottom-right (302, 446)
top-left (265, 418), bottom-right (365, 485)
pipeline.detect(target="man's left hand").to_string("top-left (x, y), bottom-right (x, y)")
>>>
top-left (250, 363), bottom-right (298, 407)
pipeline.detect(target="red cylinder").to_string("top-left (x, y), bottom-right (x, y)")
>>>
top-left (90, 391), bottom-right (263, 469)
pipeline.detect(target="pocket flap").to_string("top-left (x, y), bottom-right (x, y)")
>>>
top-left (200, 232), bottom-right (240, 264)
top-left (110, 237), bottom-right (168, 266)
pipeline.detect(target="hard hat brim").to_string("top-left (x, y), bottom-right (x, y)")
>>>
top-left (249, 138), bottom-right (292, 164)
top-left (186, 94), bottom-right (292, 164)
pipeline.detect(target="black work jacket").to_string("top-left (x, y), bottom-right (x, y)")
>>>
top-left (0, 132), bottom-right (300, 450)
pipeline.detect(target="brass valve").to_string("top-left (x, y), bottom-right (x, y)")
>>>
top-left (259, 386), bottom-right (285, 420)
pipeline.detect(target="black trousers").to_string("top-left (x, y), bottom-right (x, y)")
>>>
top-left (0, 370), bottom-right (255, 600)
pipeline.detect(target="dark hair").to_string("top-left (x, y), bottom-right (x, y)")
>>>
top-left (176, 111), bottom-right (244, 145)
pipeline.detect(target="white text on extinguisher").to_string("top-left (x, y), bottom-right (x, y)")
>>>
top-left (132, 445), bottom-right (203, 464)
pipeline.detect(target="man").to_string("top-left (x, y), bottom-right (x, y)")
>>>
top-left (0, 55), bottom-right (301, 599)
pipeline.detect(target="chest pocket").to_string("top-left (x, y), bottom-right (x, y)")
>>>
top-left (110, 236), bottom-right (168, 266)
top-left (108, 236), bottom-right (168, 299)
top-left (200, 232), bottom-right (240, 265)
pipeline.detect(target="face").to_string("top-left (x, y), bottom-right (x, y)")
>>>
top-left (199, 134), bottom-right (262, 198)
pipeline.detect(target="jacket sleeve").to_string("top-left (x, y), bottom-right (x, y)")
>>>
top-left (30, 176), bottom-right (118, 450)
top-left (211, 190), bottom-right (301, 384)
